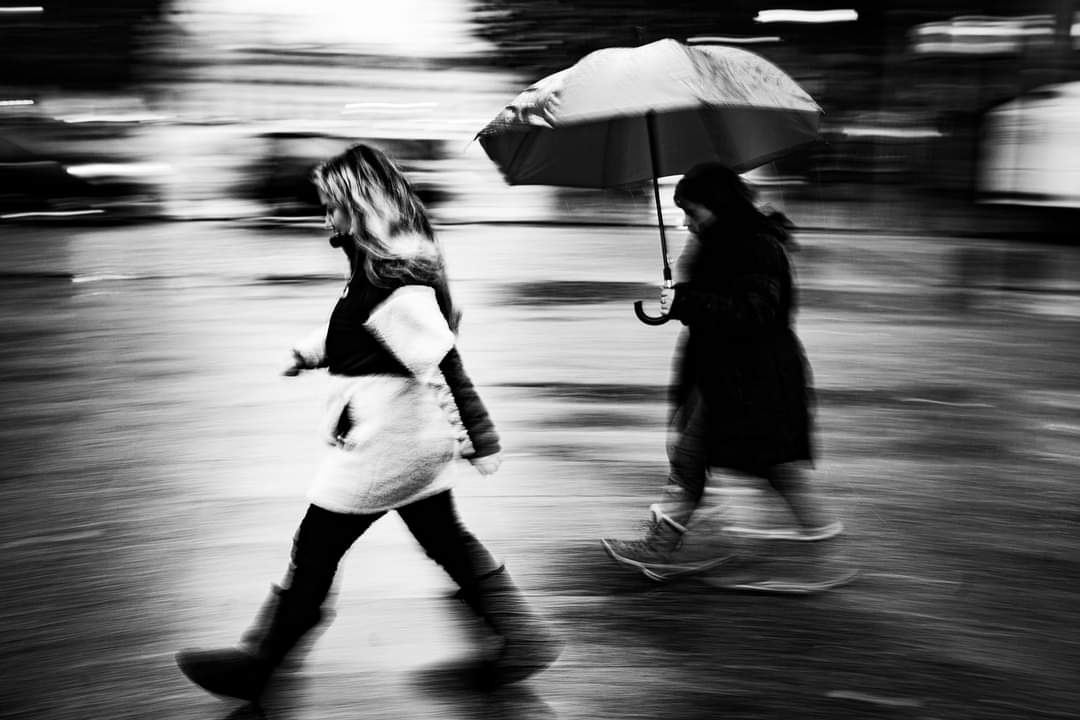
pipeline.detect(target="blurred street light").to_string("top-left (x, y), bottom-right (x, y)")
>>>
top-left (687, 35), bottom-right (782, 45)
top-left (910, 15), bottom-right (1060, 55)
top-left (755, 9), bottom-right (858, 24)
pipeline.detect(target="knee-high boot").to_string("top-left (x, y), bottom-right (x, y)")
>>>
top-left (457, 566), bottom-right (564, 687)
top-left (175, 584), bottom-right (326, 702)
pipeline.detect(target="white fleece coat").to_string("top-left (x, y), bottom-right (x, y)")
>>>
top-left (295, 285), bottom-right (467, 514)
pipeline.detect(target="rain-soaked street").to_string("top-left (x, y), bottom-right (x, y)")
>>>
top-left (1, 219), bottom-right (1078, 720)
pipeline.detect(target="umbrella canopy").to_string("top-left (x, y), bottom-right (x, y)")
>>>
top-left (478, 38), bottom-right (822, 188)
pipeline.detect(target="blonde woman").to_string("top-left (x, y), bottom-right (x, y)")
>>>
top-left (176, 144), bottom-right (561, 703)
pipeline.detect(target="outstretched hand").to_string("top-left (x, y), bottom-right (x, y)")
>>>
top-left (469, 452), bottom-right (503, 477)
top-left (282, 350), bottom-right (309, 377)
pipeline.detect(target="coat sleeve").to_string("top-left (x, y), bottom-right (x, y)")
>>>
top-left (363, 285), bottom-right (455, 381)
top-left (365, 284), bottom-right (500, 459)
top-left (668, 238), bottom-right (787, 330)
top-left (438, 347), bottom-right (501, 459)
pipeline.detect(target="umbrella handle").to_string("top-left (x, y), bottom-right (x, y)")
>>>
top-left (635, 271), bottom-right (674, 326)
top-left (633, 300), bottom-right (670, 325)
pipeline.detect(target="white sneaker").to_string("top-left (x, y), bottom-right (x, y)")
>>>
top-left (723, 521), bottom-right (844, 542)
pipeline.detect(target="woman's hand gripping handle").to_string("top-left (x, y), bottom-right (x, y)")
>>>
top-left (634, 277), bottom-right (674, 326)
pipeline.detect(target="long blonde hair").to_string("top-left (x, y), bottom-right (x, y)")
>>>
top-left (312, 144), bottom-right (445, 282)
top-left (312, 144), bottom-right (459, 330)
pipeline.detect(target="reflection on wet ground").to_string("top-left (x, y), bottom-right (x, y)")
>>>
top-left (501, 280), bottom-right (653, 305)
top-left (0, 221), bottom-right (1077, 719)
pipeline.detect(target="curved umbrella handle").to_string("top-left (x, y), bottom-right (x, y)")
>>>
top-left (634, 300), bottom-right (670, 326)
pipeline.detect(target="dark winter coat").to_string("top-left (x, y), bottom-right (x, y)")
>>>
top-left (667, 214), bottom-right (814, 475)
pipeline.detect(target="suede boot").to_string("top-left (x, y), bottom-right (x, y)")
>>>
top-left (457, 566), bottom-right (563, 687)
top-left (176, 584), bottom-right (325, 702)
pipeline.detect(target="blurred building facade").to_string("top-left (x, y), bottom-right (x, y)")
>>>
top-left (1, 1), bottom-right (1077, 233)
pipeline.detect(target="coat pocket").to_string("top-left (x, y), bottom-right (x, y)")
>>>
top-left (333, 403), bottom-right (354, 445)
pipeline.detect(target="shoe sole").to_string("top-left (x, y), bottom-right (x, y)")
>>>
top-left (175, 649), bottom-right (266, 702)
top-left (601, 538), bottom-right (664, 570)
top-left (484, 636), bottom-right (566, 688)
top-left (723, 522), bottom-right (844, 542)
top-left (640, 555), bottom-right (736, 582)
top-left (705, 568), bottom-right (859, 594)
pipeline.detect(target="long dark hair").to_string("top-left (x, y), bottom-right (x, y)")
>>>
top-left (674, 162), bottom-right (792, 244)
top-left (674, 163), bottom-right (755, 218)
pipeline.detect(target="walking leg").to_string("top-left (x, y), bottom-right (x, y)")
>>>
top-left (759, 462), bottom-right (843, 541)
top-left (176, 505), bottom-right (381, 702)
top-left (398, 491), bottom-right (563, 687)
top-left (601, 389), bottom-right (710, 567)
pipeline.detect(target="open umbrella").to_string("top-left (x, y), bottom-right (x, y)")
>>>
top-left (477, 38), bottom-right (822, 323)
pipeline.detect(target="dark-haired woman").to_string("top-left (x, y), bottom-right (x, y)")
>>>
top-left (602, 162), bottom-right (842, 582)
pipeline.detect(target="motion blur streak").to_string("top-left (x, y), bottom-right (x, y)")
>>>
top-left (1, 2), bottom-right (1078, 719)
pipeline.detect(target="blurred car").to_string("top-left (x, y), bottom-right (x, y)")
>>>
top-left (813, 109), bottom-right (943, 186)
top-left (0, 135), bottom-right (99, 217)
top-left (0, 108), bottom-right (168, 221)
top-left (244, 130), bottom-right (452, 219)
top-left (979, 82), bottom-right (1080, 210)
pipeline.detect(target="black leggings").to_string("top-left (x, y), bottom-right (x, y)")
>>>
top-left (283, 491), bottom-right (500, 617)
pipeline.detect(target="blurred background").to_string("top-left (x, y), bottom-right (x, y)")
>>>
top-left (1, 0), bottom-right (1078, 232)
top-left (2, 3), bottom-right (1079, 720)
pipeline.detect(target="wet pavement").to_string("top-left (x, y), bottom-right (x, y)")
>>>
top-left (0, 220), bottom-right (1078, 720)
